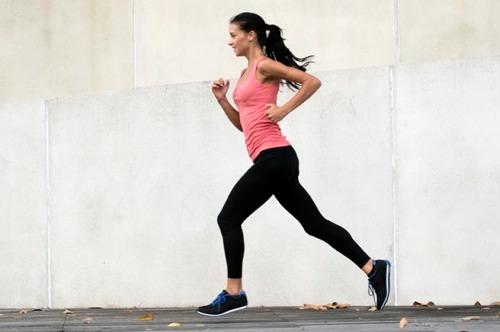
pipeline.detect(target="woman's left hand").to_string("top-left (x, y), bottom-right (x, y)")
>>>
top-left (264, 104), bottom-right (288, 123)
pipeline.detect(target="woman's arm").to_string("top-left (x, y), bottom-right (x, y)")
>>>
top-left (217, 95), bottom-right (243, 132)
top-left (211, 78), bottom-right (243, 132)
top-left (258, 59), bottom-right (321, 122)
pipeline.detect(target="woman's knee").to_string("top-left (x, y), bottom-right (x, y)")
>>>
top-left (217, 211), bottom-right (240, 234)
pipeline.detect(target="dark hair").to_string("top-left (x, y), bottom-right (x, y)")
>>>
top-left (230, 12), bottom-right (315, 91)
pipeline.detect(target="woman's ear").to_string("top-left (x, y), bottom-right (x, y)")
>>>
top-left (247, 30), bottom-right (256, 42)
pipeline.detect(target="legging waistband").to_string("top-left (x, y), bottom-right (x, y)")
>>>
top-left (253, 145), bottom-right (295, 164)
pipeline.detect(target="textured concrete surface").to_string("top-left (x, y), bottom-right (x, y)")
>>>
top-left (3, 1), bottom-right (500, 103)
top-left (1, 54), bottom-right (500, 308)
top-left (400, 0), bottom-right (500, 63)
top-left (45, 66), bottom-right (393, 308)
top-left (395, 57), bottom-right (500, 305)
top-left (0, 0), bottom-right (133, 103)
top-left (135, 0), bottom-right (395, 87)
top-left (0, 100), bottom-right (48, 308)
top-left (0, 306), bottom-right (498, 331)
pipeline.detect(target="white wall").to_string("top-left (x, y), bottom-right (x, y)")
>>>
top-left (395, 58), bottom-right (500, 304)
top-left (1, 57), bottom-right (500, 308)
top-left (2, 0), bottom-right (500, 104)
top-left (1, 0), bottom-right (500, 308)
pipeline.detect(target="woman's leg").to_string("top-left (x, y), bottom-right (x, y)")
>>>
top-left (274, 173), bottom-right (372, 271)
top-left (217, 160), bottom-right (276, 292)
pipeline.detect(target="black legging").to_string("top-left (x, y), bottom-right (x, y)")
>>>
top-left (217, 145), bottom-right (371, 278)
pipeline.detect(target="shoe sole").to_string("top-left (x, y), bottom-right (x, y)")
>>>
top-left (379, 259), bottom-right (391, 310)
top-left (196, 305), bottom-right (248, 317)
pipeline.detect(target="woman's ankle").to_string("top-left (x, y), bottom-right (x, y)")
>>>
top-left (226, 287), bottom-right (242, 295)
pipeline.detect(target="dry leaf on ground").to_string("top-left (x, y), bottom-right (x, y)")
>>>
top-left (299, 304), bottom-right (328, 311)
top-left (63, 310), bottom-right (74, 315)
top-left (399, 317), bottom-right (408, 329)
top-left (138, 313), bottom-right (155, 321)
top-left (462, 316), bottom-right (481, 321)
top-left (412, 301), bottom-right (435, 307)
top-left (167, 322), bottom-right (181, 327)
top-left (18, 310), bottom-right (28, 315)
top-left (368, 306), bottom-right (378, 312)
top-left (83, 317), bottom-right (93, 324)
top-left (300, 302), bottom-right (350, 311)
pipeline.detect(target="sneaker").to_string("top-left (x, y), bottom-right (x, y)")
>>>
top-left (367, 259), bottom-right (391, 310)
top-left (197, 290), bottom-right (248, 317)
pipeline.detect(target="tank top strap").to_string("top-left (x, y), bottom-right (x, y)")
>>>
top-left (252, 56), bottom-right (267, 78)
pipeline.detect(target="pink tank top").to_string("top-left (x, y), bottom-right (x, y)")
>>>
top-left (233, 56), bottom-right (290, 161)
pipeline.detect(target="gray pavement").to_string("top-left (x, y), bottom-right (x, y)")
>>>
top-left (0, 305), bottom-right (498, 332)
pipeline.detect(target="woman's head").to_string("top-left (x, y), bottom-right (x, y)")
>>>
top-left (228, 12), bottom-right (315, 91)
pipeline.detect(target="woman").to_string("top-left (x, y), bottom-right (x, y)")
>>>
top-left (197, 12), bottom-right (391, 317)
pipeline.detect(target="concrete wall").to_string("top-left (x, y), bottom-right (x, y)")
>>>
top-left (2, 0), bottom-right (500, 104)
top-left (1, 0), bottom-right (500, 308)
top-left (1, 56), bottom-right (500, 308)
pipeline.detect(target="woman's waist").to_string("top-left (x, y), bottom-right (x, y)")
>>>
top-left (253, 144), bottom-right (295, 163)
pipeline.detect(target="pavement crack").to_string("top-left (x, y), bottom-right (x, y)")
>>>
top-left (60, 313), bottom-right (67, 332)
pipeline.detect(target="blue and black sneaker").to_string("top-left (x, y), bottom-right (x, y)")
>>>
top-left (367, 259), bottom-right (391, 310)
top-left (197, 290), bottom-right (248, 317)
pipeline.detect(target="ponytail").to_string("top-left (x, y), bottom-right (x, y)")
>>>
top-left (230, 12), bottom-right (315, 91)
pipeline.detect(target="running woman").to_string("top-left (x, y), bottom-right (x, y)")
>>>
top-left (197, 12), bottom-right (391, 317)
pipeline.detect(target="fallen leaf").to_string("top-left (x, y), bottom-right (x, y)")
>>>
top-left (337, 303), bottom-right (350, 309)
top-left (18, 309), bottom-right (28, 315)
top-left (399, 317), bottom-right (408, 329)
top-left (412, 301), bottom-right (434, 307)
top-left (474, 301), bottom-right (481, 307)
top-left (368, 306), bottom-right (378, 312)
top-left (63, 310), bottom-right (74, 315)
top-left (462, 316), bottom-right (481, 321)
top-left (299, 303), bottom-right (327, 311)
top-left (167, 322), bottom-right (181, 327)
top-left (138, 313), bottom-right (155, 321)
top-left (83, 317), bottom-right (93, 324)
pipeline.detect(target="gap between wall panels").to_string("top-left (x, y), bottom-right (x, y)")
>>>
top-left (44, 100), bottom-right (52, 308)
top-left (133, 0), bottom-right (137, 88)
top-left (391, 0), bottom-right (401, 306)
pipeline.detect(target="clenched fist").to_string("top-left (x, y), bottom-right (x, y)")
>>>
top-left (211, 78), bottom-right (229, 101)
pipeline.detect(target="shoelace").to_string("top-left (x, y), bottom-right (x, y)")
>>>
top-left (211, 292), bottom-right (227, 306)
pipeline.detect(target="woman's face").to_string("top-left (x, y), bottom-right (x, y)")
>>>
top-left (228, 23), bottom-right (251, 56)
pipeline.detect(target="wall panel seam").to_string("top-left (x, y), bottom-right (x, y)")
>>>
top-left (44, 100), bottom-right (52, 308)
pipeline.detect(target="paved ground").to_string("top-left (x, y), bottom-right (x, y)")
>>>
top-left (0, 305), bottom-right (498, 331)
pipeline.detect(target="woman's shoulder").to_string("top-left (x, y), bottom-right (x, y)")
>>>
top-left (256, 56), bottom-right (282, 73)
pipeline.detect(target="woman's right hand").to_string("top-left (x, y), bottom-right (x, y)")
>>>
top-left (211, 78), bottom-right (229, 101)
